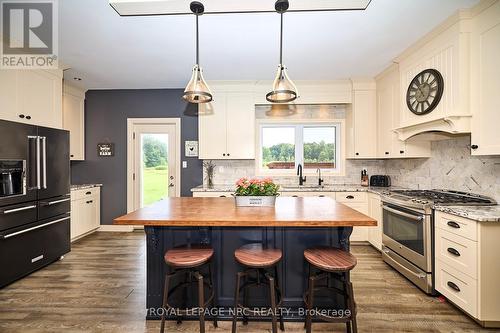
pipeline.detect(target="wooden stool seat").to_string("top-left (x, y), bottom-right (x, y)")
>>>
top-left (304, 246), bottom-right (357, 272)
top-left (234, 243), bottom-right (282, 268)
top-left (165, 244), bottom-right (214, 268)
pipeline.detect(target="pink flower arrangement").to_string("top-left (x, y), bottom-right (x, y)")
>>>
top-left (235, 177), bottom-right (280, 196)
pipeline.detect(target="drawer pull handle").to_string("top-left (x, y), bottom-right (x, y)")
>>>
top-left (292, 195), bottom-right (298, 197)
top-left (447, 248), bottom-right (460, 257)
top-left (318, 195), bottom-right (325, 197)
top-left (46, 198), bottom-right (70, 206)
top-left (86, 200), bottom-right (93, 204)
top-left (85, 191), bottom-right (92, 195)
top-left (346, 195), bottom-right (354, 199)
top-left (2, 205), bottom-right (37, 214)
top-left (447, 281), bottom-right (460, 292)
top-left (447, 221), bottom-right (460, 229)
top-left (219, 195), bottom-right (226, 198)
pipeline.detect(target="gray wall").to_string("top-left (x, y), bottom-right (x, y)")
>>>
top-left (71, 89), bottom-right (202, 225)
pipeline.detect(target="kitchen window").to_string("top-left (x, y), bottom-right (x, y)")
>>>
top-left (257, 121), bottom-right (343, 175)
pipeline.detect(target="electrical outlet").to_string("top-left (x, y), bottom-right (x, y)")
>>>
top-left (182, 161), bottom-right (188, 168)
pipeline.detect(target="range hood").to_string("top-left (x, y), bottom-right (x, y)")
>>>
top-left (109, 0), bottom-right (371, 16)
top-left (395, 116), bottom-right (472, 141)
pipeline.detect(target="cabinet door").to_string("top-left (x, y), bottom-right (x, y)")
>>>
top-left (368, 194), bottom-right (382, 250)
top-left (63, 91), bottom-right (85, 160)
top-left (342, 202), bottom-right (369, 242)
top-left (198, 94), bottom-right (227, 159)
top-left (70, 199), bottom-right (83, 240)
top-left (18, 70), bottom-right (62, 129)
top-left (377, 79), bottom-right (394, 158)
top-left (226, 92), bottom-right (255, 159)
top-left (470, 1), bottom-right (500, 155)
top-left (0, 70), bottom-right (19, 123)
top-left (352, 90), bottom-right (377, 158)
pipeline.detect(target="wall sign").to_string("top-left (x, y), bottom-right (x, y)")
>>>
top-left (97, 143), bottom-right (114, 157)
top-left (185, 141), bottom-right (198, 157)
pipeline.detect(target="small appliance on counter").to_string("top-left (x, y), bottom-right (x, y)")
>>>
top-left (370, 175), bottom-right (391, 187)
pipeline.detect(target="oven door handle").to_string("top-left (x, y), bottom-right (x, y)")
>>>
top-left (383, 206), bottom-right (424, 221)
top-left (1, 216), bottom-right (70, 239)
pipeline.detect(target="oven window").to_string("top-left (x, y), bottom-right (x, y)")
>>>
top-left (383, 206), bottom-right (424, 255)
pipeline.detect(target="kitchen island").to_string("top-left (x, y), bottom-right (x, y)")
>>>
top-left (114, 196), bottom-right (376, 319)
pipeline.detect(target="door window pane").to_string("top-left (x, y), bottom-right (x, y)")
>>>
top-left (141, 134), bottom-right (169, 206)
top-left (261, 127), bottom-right (295, 169)
top-left (303, 126), bottom-right (336, 169)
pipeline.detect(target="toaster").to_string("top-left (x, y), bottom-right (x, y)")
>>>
top-left (370, 175), bottom-right (391, 187)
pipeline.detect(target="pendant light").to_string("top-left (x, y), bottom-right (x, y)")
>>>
top-left (266, 0), bottom-right (298, 104)
top-left (183, 1), bottom-right (213, 104)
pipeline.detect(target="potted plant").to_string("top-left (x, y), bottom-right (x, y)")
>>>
top-left (234, 177), bottom-right (280, 207)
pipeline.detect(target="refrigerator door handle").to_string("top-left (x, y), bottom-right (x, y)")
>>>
top-left (36, 136), bottom-right (41, 189)
top-left (41, 136), bottom-right (47, 189)
top-left (27, 136), bottom-right (38, 190)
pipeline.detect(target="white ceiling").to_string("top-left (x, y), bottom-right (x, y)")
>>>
top-left (60, 0), bottom-right (479, 90)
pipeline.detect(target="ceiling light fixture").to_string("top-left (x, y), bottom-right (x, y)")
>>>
top-left (183, 1), bottom-right (212, 104)
top-left (266, 0), bottom-right (298, 104)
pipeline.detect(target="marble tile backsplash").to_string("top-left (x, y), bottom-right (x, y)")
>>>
top-left (202, 135), bottom-right (500, 202)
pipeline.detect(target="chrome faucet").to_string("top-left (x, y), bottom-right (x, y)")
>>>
top-left (317, 168), bottom-right (324, 186)
top-left (297, 164), bottom-right (306, 186)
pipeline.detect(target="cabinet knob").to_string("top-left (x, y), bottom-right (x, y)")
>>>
top-left (385, 152), bottom-right (389, 155)
top-left (70, 154), bottom-right (74, 158)
top-left (223, 153), bottom-right (226, 156)
top-left (355, 152), bottom-right (359, 156)
top-left (26, 115), bottom-right (31, 120)
top-left (471, 145), bottom-right (478, 150)
top-left (227, 153), bottom-right (230, 157)
top-left (19, 114), bottom-right (25, 119)
top-left (400, 150), bottom-right (404, 154)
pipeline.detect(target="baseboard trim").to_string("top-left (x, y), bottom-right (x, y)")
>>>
top-left (99, 225), bottom-right (135, 232)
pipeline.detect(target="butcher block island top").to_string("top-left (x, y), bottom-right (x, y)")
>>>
top-left (114, 196), bottom-right (377, 227)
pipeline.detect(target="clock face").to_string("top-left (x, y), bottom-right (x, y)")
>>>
top-left (406, 69), bottom-right (444, 115)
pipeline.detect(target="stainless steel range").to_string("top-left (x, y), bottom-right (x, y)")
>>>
top-left (380, 190), bottom-right (496, 294)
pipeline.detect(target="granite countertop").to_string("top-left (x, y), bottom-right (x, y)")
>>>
top-left (71, 184), bottom-right (103, 191)
top-left (434, 205), bottom-right (500, 222)
top-left (191, 184), bottom-right (398, 195)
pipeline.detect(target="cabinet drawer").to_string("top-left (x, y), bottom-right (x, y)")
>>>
top-left (335, 191), bottom-right (367, 203)
top-left (192, 192), bottom-right (233, 198)
top-left (435, 228), bottom-right (477, 279)
top-left (436, 212), bottom-right (477, 241)
top-left (71, 187), bottom-right (100, 201)
top-left (281, 192), bottom-right (333, 197)
top-left (435, 260), bottom-right (477, 317)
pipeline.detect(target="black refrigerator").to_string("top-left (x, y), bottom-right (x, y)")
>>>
top-left (0, 119), bottom-right (71, 287)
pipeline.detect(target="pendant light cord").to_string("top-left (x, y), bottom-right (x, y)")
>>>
top-left (279, 12), bottom-right (283, 65)
top-left (196, 14), bottom-right (200, 65)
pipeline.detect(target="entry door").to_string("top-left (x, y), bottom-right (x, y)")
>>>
top-left (132, 124), bottom-right (178, 209)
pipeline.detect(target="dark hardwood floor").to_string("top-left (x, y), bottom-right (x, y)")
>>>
top-left (0, 232), bottom-right (497, 332)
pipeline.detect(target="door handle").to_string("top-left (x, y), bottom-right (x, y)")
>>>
top-left (41, 136), bottom-right (47, 189)
top-left (447, 248), bottom-right (460, 257)
top-left (1, 205), bottom-right (37, 214)
top-left (383, 206), bottom-right (424, 221)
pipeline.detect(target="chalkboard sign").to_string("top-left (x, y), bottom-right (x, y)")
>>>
top-left (97, 143), bottom-right (114, 157)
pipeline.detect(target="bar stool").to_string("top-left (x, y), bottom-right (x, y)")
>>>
top-left (160, 244), bottom-right (217, 333)
top-left (303, 246), bottom-right (358, 333)
top-left (232, 243), bottom-right (285, 333)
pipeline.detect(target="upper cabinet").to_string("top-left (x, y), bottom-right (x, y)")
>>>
top-left (394, 11), bottom-right (473, 140)
top-left (346, 80), bottom-right (377, 159)
top-left (470, 0), bottom-right (500, 155)
top-left (0, 69), bottom-right (63, 128)
top-left (63, 83), bottom-right (86, 160)
top-left (376, 65), bottom-right (430, 158)
top-left (198, 84), bottom-right (255, 159)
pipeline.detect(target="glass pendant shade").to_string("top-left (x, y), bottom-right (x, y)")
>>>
top-left (266, 64), bottom-right (298, 103)
top-left (183, 64), bottom-right (212, 103)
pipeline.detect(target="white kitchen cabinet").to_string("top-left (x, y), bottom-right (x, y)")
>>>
top-left (434, 211), bottom-right (500, 327)
top-left (63, 84), bottom-right (86, 160)
top-left (70, 187), bottom-right (101, 241)
top-left (0, 69), bottom-right (63, 128)
top-left (199, 88), bottom-right (255, 159)
top-left (335, 192), bottom-right (369, 242)
top-left (470, 0), bottom-right (500, 156)
top-left (367, 193), bottom-right (382, 250)
top-left (376, 64), bottom-right (431, 159)
top-left (346, 80), bottom-right (377, 159)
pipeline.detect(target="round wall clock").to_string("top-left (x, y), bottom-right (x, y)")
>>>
top-left (406, 69), bottom-right (444, 115)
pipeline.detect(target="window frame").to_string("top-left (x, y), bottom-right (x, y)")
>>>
top-left (255, 119), bottom-right (345, 177)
